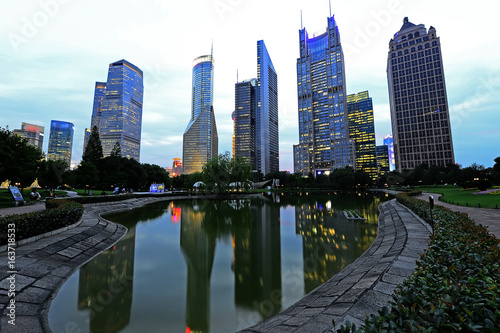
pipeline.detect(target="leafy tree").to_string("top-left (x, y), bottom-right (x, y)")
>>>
top-left (39, 159), bottom-right (69, 189)
top-left (203, 153), bottom-right (232, 193)
top-left (142, 163), bottom-right (171, 188)
top-left (0, 127), bottom-right (45, 188)
top-left (492, 156), bottom-right (500, 185)
top-left (330, 167), bottom-right (355, 191)
top-left (75, 161), bottom-right (99, 190)
top-left (110, 141), bottom-right (122, 158)
top-left (354, 170), bottom-right (372, 189)
top-left (82, 125), bottom-right (103, 164)
top-left (230, 155), bottom-right (252, 190)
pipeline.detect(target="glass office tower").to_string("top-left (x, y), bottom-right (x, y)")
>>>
top-left (47, 120), bottom-right (74, 166)
top-left (387, 17), bottom-right (455, 171)
top-left (256, 40), bottom-right (279, 175)
top-left (13, 122), bottom-right (44, 151)
top-left (94, 60), bottom-right (143, 161)
top-left (294, 14), bottom-right (354, 176)
top-left (376, 145), bottom-right (390, 177)
top-left (183, 55), bottom-right (218, 174)
top-left (234, 79), bottom-right (257, 169)
top-left (347, 91), bottom-right (377, 182)
top-left (233, 40), bottom-right (279, 175)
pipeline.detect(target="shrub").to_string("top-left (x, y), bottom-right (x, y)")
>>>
top-left (337, 193), bottom-right (500, 332)
top-left (0, 200), bottom-right (83, 245)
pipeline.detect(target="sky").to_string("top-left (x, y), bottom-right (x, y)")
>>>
top-left (1, 0), bottom-right (499, 171)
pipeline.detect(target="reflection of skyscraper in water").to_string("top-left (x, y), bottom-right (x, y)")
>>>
top-left (295, 201), bottom-right (377, 292)
top-left (233, 201), bottom-right (282, 319)
top-left (180, 206), bottom-right (216, 333)
top-left (77, 227), bottom-right (136, 333)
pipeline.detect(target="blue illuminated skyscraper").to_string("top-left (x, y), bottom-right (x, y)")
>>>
top-left (47, 120), bottom-right (74, 166)
top-left (91, 60), bottom-right (144, 161)
top-left (294, 14), bottom-right (354, 176)
top-left (183, 54), bottom-right (218, 174)
top-left (383, 135), bottom-right (396, 171)
top-left (233, 41), bottom-right (278, 175)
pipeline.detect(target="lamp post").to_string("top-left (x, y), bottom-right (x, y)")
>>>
top-left (429, 195), bottom-right (434, 233)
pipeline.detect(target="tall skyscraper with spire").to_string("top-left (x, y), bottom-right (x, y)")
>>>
top-left (387, 17), bottom-right (455, 171)
top-left (183, 53), bottom-right (218, 174)
top-left (293, 13), bottom-right (354, 176)
top-left (233, 40), bottom-right (278, 175)
top-left (87, 60), bottom-right (144, 161)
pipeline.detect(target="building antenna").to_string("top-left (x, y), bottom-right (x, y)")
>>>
top-left (300, 10), bottom-right (303, 29)
top-left (329, 0), bottom-right (332, 17)
top-left (237, 69), bottom-right (239, 83)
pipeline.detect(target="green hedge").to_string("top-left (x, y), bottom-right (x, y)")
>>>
top-left (0, 200), bottom-right (83, 246)
top-left (337, 194), bottom-right (500, 332)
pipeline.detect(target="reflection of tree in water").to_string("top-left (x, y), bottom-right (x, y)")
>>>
top-left (77, 228), bottom-right (136, 333)
top-left (103, 202), bottom-right (168, 229)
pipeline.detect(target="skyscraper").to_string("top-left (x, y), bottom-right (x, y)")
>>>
top-left (383, 135), bottom-right (396, 171)
top-left (256, 40), bottom-right (279, 175)
top-left (234, 79), bottom-right (257, 169)
top-left (347, 91), bottom-right (377, 182)
top-left (294, 14), bottom-right (354, 176)
top-left (47, 120), bottom-right (74, 166)
top-left (233, 40), bottom-right (279, 175)
top-left (90, 61), bottom-right (143, 161)
top-left (387, 17), bottom-right (455, 171)
top-left (183, 55), bottom-right (218, 174)
top-left (376, 145), bottom-right (390, 177)
top-left (13, 122), bottom-right (44, 151)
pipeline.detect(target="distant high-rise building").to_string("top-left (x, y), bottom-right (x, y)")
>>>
top-left (233, 40), bottom-right (279, 176)
top-left (13, 122), bottom-right (44, 151)
top-left (347, 91), bottom-right (377, 182)
top-left (47, 120), bottom-right (74, 166)
top-left (90, 60), bottom-right (143, 161)
top-left (387, 17), bottom-right (455, 171)
top-left (172, 157), bottom-right (183, 177)
top-left (183, 55), bottom-right (218, 174)
top-left (376, 145), bottom-right (390, 177)
top-left (383, 135), bottom-right (395, 171)
top-left (294, 14), bottom-right (354, 176)
top-left (234, 79), bottom-right (257, 169)
top-left (83, 128), bottom-right (91, 153)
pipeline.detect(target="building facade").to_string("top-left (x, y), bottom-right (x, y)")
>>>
top-left (383, 135), bottom-right (396, 171)
top-left (376, 145), bottom-right (390, 177)
top-left (294, 14), bottom-right (354, 176)
top-left (13, 122), bottom-right (44, 151)
top-left (387, 17), bottom-right (455, 171)
top-left (347, 91), bottom-right (377, 182)
top-left (234, 79), bottom-right (257, 169)
top-left (183, 55), bottom-right (218, 174)
top-left (90, 60), bottom-right (144, 161)
top-left (233, 40), bottom-right (279, 175)
top-left (256, 40), bottom-right (279, 175)
top-left (47, 120), bottom-right (74, 166)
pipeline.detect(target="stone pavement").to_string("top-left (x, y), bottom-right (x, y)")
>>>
top-left (239, 199), bottom-right (432, 332)
top-left (0, 203), bottom-right (46, 218)
top-left (416, 192), bottom-right (500, 239)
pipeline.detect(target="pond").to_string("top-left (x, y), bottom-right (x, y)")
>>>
top-left (48, 192), bottom-right (387, 333)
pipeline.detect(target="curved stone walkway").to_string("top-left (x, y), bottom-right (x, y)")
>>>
top-left (239, 199), bottom-right (432, 332)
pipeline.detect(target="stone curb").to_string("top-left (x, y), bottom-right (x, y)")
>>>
top-left (239, 199), bottom-right (431, 332)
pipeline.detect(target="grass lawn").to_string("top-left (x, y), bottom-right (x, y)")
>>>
top-left (71, 188), bottom-right (113, 196)
top-left (417, 185), bottom-right (500, 209)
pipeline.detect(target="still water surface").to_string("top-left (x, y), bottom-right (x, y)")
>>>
top-left (49, 193), bottom-right (386, 333)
